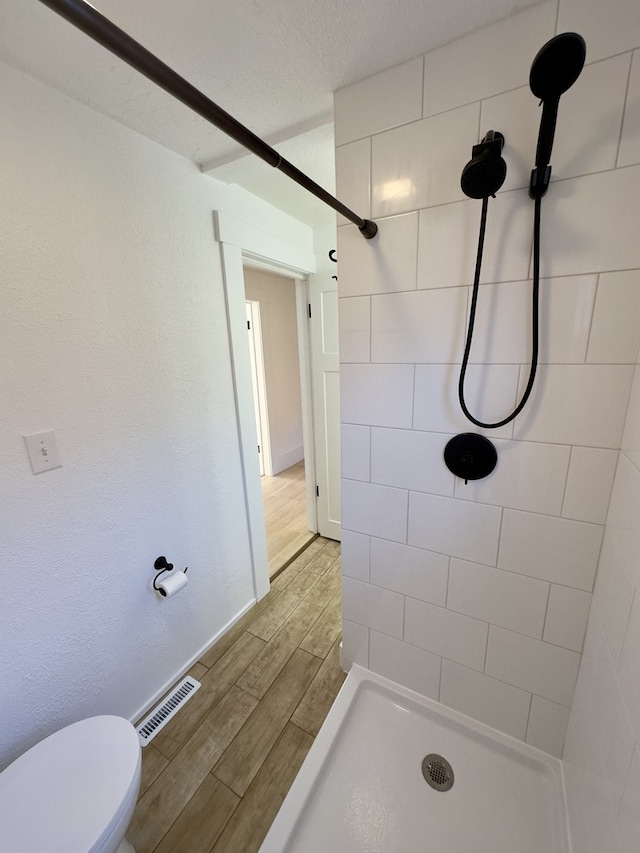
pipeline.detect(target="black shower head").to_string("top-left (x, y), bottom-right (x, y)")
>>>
top-left (461, 130), bottom-right (507, 199)
top-left (529, 32), bottom-right (586, 197)
top-left (530, 32), bottom-right (586, 102)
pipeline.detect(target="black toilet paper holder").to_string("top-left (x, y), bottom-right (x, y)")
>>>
top-left (153, 555), bottom-right (188, 591)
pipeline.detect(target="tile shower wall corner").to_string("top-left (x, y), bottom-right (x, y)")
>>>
top-left (337, 0), bottom-right (640, 772)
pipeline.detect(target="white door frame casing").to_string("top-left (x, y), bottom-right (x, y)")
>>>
top-left (215, 210), bottom-right (317, 601)
top-left (245, 299), bottom-right (271, 477)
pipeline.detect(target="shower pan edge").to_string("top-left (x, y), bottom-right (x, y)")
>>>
top-left (259, 665), bottom-right (571, 853)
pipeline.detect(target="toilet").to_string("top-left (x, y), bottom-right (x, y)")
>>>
top-left (0, 715), bottom-right (141, 853)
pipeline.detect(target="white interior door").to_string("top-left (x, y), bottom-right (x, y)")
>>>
top-left (309, 275), bottom-right (341, 540)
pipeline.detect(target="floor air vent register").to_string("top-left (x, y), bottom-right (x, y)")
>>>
top-left (135, 676), bottom-right (201, 746)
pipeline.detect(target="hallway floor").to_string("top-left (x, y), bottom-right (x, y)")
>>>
top-left (261, 460), bottom-right (315, 578)
top-left (128, 536), bottom-right (343, 853)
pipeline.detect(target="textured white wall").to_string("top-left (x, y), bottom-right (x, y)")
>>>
top-left (244, 268), bottom-right (304, 474)
top-left (0, 60), bottom-right (313, 768)
top-left (335, 0), bottom-right (640, 761)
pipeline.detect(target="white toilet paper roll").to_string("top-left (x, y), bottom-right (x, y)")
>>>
top-left (156, 570), bottom-right (188, 598)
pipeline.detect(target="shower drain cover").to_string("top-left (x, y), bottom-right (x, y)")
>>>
top-left (422, 754), bottom-right (454, 791)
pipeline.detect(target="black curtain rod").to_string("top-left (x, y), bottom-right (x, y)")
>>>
top-left (37, 0), bottom-right (378, 239)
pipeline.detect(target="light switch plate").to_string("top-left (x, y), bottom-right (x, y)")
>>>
top-left (23, 431), bottom-right (62, 474)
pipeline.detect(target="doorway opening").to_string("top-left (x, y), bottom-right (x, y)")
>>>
top-left (215, 207), bottom-right (339, 602)
top-left (244, 265), bottom-right (316, 577)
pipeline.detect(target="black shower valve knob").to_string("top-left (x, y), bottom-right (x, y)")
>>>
top-left (444, 433), bottom-right (497, 485)
top-left (460, 451), bottom-right (475, 484)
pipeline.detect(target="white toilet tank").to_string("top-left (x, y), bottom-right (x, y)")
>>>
top-left (0, 715), bottom-right (141, 853)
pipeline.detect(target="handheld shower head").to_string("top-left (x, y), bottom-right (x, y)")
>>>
top-left (461, 130), bottom-right (507, 199)
top-left (530, 32), bottom-right (586, 101)
top-left (529, 32), bottom-right (586, 197)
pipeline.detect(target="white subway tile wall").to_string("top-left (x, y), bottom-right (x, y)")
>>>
top-left (542, 585), bottom-right (592, 653)
top-left (454, 439), bottom-right (570, 515)
top-left (370, 537), bottom-right (449, 606)
top-left (526, 696), bottom-right (571, 757)
top-left (557, 0), bottom-right (640, 62)
top-left (587, 271), bottom-right (640, 365)
top-left (413, 363), bottom-right (519, 439)
top-left (338, 296), bottom-right (371, 363)
top-left (371, 104), bottom-right (480, 216)
top-left (369, 630), bottom-right (441, 699)
top-left (405, 598), bottom-right (488, 671)
top-left (370, 428), bottom-right (455, 496)
top-left (342, 576), bottom-right (405, 639)
top-left (336, 3), bottom-right (640, 843)
top-left (420, 1), bottom-right (558, 117)
top-left (467, 276), bottom-right (597, 365)
top-left (440, 658), bottom-right (532, 740)
top-left (337, 213), bottom-right (418, 298)
top-left (340, 363), bottom-right (414, 428)
top-left (408, 492), bottom-right (501, 564)
top-left (341, 479), bottom-right (408, 541)
top-left (447, 558), bottom-right (550, 638)
top-left (417, 193), bottom-right (533, 289)
top-left (340, 620), bottom-right (370, 669)
top-left (340, 530), bottom-right (370, 582)
top-left (498, 509), bottom-right (603, 590)
top-left (485, 625), bottom-right (581, 706)
top-left (562, 447), bottom-right (618, 524)
top-left (341, 424), bottom-right (370, 482)
top-left (334, 138), bottom-right (371, 226)
top-left (371, 287), bottom-right (468, 363)
top-left (334, 57), bottom-right (423, 146)
top-left (512, 364), bottom-right (634, 448)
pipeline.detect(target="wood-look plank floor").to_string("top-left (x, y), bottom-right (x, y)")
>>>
top-left (261, 460), bottom-right (315, 577)
top-left (129, 537), bottom-right (344, 853)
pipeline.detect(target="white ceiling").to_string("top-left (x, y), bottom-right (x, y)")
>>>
top-left (0, 0), bottom-right (537, 226)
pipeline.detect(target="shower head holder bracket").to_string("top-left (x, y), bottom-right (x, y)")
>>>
top-left (529, 164), bottom-right (552, 199)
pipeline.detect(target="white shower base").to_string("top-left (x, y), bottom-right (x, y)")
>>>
top-left (260, 665), bottom-right (571, 853)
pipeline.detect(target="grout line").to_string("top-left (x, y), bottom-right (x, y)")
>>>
top-left (541, 582), bottom-right (553, 644)
top-left (444, 556), bottom-right (451, 609)
top-left (584, 271), bottom-right (600, 362)
top-left (524, 692), bottom-right (534, 743)
top-left (410, 364), bottom-right (417, 431)
top-left (368, 294), bottom-right (372, 364)
top-left (559, 445), bottom-right (573, 518)
top-left (482, 622), bottom-right (490, 673)
top-left (368, 135), bottom-right (373, 220)
top-left (496, 506), bottom-right (505, 567)
top-left (615, 51), bottom-right (635, 169)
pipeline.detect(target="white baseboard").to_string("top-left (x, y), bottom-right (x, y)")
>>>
top-left (271, 445), bottom-right (304, 475)
top-left (129, 597), bottom-right (256, 726)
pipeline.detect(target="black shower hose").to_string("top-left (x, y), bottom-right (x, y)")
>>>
top-left (458, 193), bottom-right (542, 429)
